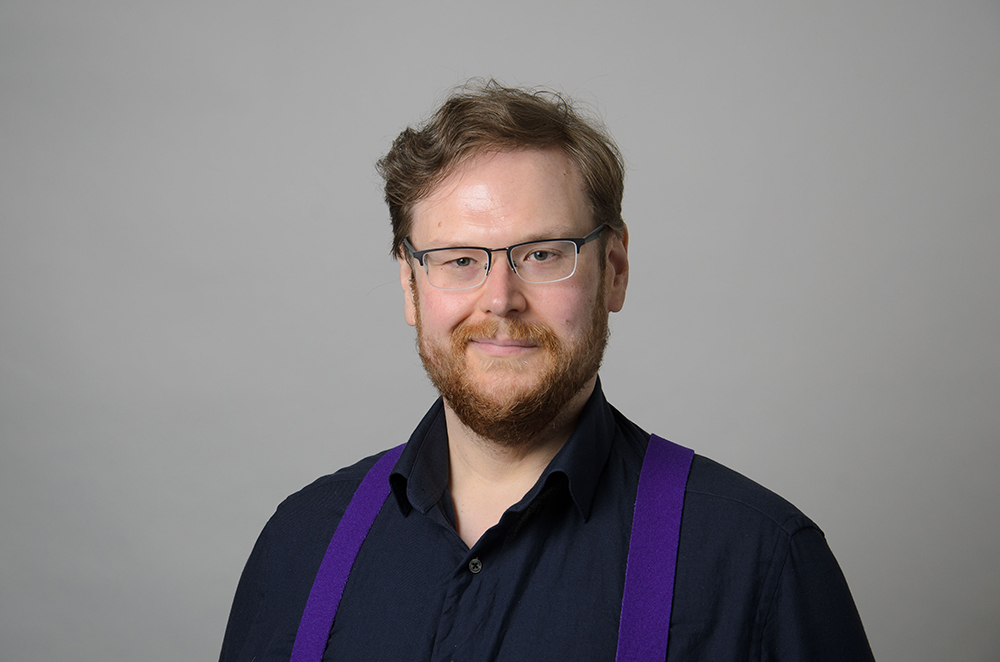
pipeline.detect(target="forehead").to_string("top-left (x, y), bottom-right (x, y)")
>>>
top-left (411, 148), bottom-right (591, 247)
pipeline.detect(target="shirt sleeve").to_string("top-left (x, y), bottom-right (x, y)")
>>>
top-left (218, 524), bottom-right (271, 662)
top-left (760, 525), bottom-right (875, 661)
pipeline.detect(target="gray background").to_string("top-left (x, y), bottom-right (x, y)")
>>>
top-left (2, 1), bottom-right (998, 661)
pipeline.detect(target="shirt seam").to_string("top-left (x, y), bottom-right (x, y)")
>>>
top-left (683, 488), bottom-right (816, 535)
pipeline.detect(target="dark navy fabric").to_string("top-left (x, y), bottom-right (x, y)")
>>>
top-left (290, 444), bottom-right (405, 662)
top-left (220, 382), bottom-right (874, 662)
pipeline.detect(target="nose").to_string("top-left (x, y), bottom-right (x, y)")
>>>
top-left (478, 253), bottom-right (527, 317)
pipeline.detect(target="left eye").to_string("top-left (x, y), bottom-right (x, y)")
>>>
top-left (527, 250), bottom-right (554, 262)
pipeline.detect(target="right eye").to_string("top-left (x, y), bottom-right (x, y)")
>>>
top-left (432, 252), bottom-right (483, 270)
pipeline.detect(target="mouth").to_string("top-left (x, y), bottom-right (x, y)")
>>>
top-left (472, 337), bottom-right (537, 347)
top-left (468, 337), bottom-right (540, 357)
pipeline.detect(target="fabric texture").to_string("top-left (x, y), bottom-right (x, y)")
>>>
top-left (290, 444), bottom-right (405, 662)
top-left (615, 435), bottom-right (693, 662)
top-left (219, 381), bottom-right (874, 662)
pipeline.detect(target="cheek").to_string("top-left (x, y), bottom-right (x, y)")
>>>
top-left (541, 288), bottom-right (594, 334)
top-left (416, 291), bottom-right (472, 335)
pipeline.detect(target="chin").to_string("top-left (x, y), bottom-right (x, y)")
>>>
top-left (465, 370), bottom-right (543, 401)
top-left (469, 354), bottom-right (540, 374)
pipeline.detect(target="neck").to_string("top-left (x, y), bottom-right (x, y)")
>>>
top-left (444, 377), bottom-right (596, 548)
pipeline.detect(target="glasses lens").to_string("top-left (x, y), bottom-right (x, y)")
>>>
top-left (423, 248), bottom-right (490, 289)
top-left (511, 240), bottom-right (578, 283)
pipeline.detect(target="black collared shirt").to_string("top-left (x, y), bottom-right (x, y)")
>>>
top-left (220, 383), bottom-right (874, 661)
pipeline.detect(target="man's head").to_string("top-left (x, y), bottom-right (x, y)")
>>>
top-left (377, 80), bottom-right (626, 259)
top-left (379, 83), bottom-right (629, 446)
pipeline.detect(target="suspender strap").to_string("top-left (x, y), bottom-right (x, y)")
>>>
top-left (289, 444), bottom-right (405, 662)
top-left (615, 434), bottom-right (694, 662)
top-left (291, 436), bottom-right (693, 662)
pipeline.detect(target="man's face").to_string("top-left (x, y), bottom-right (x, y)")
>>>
top-left (399, 148), bottom-right (628, 446)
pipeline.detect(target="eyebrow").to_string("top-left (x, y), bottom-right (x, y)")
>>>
top-left (427, 227), bottom-right (584, 250)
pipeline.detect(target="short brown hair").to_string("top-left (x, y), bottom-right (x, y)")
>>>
top-left (377, 80), bottom-right (625, 258)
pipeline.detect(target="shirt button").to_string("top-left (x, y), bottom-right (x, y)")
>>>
top-left (468, 557), bottom-right (483, 574)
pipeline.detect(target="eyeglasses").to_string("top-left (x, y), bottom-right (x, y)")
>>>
top-left (403, 224), bottom-right (609, 290)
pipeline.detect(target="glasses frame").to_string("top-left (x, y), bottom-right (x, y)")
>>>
top-left (403, 223), bottom-right (610, 290)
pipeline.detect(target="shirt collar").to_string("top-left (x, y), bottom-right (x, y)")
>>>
top-left (389, 378), bottom-right (617, 522)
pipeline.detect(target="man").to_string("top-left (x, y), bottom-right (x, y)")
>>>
top-left (220, 82), bottom-right (874, 661)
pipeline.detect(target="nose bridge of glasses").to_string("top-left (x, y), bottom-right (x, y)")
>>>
top-left (481, 246), bottom-right (517, 276)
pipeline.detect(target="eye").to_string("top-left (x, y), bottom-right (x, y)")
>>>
top-left (437, 253), bottom-right (483, 270)
top-left (527, 249), bottom-right (555, 262)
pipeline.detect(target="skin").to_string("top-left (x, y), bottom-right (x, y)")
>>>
top-left (398, 148), bottom-right (629, 547)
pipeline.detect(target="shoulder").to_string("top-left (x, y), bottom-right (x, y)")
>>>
top-left (669, 455), bottom-right (871, 657)
top-left (609, 406), bottom-right (816, 536)
top-left (273, 448), bottom-right (389, 512)
top-left (263, 449), bottom-right (394, 540)
top-left (684, 454), bottom-right (817, 537)
top-left (609, 406), bottom-right (816, 537)
top-left (219, 448), bottom-right (399, 661)
top-left (671, 458), bottom-right (874, 660)
top-left (248, 449), bottom-right (398, 596)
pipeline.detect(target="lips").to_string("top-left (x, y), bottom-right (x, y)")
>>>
top-left (468, 337), bottom-right (540, 358)
top-left (470, 337), bottom-right (538, 348)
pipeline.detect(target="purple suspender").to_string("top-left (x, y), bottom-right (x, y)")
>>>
top-left (291, 435), bottom-right (693, 662)
top-left (615, 434), bottom-right (694, 662)
top-left (289, 444), bottom-right (405, 662)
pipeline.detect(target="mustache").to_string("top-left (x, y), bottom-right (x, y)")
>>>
top-left (451, 319), bottom-right (561, 352)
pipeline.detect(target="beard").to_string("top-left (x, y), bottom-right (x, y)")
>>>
top-left (414, 280), bottom-right (610, 449)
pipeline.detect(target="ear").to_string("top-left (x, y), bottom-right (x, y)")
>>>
top-left (605, 223), bottom-right (629, 313)
top-left (399, 257), bottom-right (417, 327)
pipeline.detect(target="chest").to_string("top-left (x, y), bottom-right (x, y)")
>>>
top-left (324, 482), bottom-right (633, 662)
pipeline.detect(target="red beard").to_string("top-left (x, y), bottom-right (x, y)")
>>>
top-left (415, 284), bottom-right (609, 448)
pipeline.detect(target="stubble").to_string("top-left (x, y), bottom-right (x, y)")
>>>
top-left (414, 279), bottom-right (610, 448)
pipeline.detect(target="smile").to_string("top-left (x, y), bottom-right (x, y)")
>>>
top-left (469, 337), bottom-right (540, 357)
